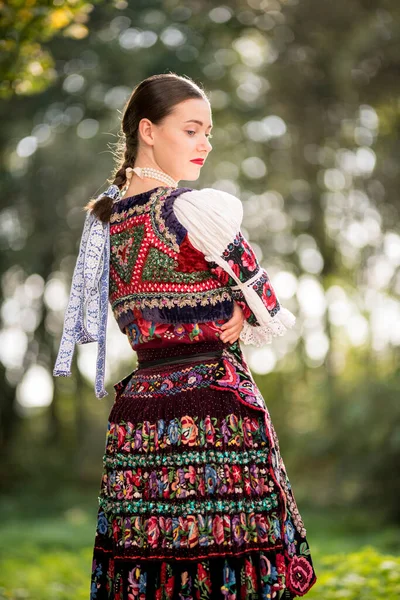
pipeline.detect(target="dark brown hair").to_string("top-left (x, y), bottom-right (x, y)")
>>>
top-left (84, 72), bottom-right (209, 222)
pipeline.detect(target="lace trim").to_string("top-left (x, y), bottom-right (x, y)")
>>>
top-left (53, 212), bottom-right (110, 398)
top-left (239, 307), bottom-right (296, 346)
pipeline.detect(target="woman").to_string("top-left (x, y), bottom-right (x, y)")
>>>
top-left (54, 73), bottom-right (317, 599)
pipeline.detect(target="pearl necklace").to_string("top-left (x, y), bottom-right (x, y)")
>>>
top-left (125, 166), bottom-right (178, 188)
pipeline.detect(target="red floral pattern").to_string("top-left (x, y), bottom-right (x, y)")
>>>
top-left (212, 231), bottom-right (282, 325)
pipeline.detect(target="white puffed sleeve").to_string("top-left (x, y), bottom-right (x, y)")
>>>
top-left (174, 187), bottom-right (296, 346)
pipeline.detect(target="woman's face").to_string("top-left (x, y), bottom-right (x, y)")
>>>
top-left (138, 98), bottom-right (213, 183)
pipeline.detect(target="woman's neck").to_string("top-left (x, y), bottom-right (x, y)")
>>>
top-left (121, 181), bottom-right (173, 199)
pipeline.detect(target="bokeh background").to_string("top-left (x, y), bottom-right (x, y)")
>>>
top-left (1, 0), bottom-right (400, 598)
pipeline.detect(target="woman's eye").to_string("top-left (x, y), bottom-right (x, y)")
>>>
top-left (186, 130), bottom-right (213, 139)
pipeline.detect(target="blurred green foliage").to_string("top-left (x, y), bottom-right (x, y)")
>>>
top-left (0, 550), bottom-right (91, 600)
top-left (310, 547), bottom-right (400, 599)
top-left (0, 0), bottom-right (105, 99)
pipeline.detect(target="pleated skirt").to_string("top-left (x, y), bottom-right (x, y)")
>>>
top-left (90, 340), bottom-right (317, 599)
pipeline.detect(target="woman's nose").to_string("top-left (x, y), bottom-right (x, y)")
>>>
top-left (198, 140), bottom-right (212, 152)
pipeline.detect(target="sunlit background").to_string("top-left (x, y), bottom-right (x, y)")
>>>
top-left (1, 0), bottom-right (400, 597)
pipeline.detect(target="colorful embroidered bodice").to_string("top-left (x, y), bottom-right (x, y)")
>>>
top-left (53, 184), bottom-right (296, 399)
top-left (109, 186), bottom-right (235, 352)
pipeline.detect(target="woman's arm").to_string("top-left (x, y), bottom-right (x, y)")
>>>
top-left (207, 229), bottom-right (296, 345)
top-left (174, 188), bottom-right (296, 347)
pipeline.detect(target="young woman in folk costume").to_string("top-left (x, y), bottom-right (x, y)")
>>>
top-left (54, 73), bottom-right (317, 599)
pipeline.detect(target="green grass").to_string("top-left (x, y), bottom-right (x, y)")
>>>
top-left (0, 488), bottom-right (96, 599)
top-left (0, 490), bottom-right (399, 599)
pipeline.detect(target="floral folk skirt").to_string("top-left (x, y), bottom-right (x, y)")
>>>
top-left (90, 340), bottom-right (317, 599)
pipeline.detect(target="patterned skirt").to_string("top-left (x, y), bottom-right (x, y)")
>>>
top-left (90, 339), bottom-right (317, 599)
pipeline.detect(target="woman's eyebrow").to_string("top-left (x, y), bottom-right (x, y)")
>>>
top-left (184, 119), bottom-right (213, 129)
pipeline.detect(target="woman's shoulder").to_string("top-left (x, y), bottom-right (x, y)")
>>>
top-left (175, 186), bottom-right (243, 219)
top-left (178, 186), bottom-right (242, 203)
top-left (173, 187), bottom-right (243, 241)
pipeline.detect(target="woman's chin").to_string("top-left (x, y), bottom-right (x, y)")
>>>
top-left (180, 173), bottom-right (201, 182)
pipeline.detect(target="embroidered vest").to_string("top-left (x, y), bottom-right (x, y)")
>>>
top-left (109, 186), bottom-right (235, 333)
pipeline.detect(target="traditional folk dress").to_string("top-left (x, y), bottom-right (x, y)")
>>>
top-left (54, 184), bottom-right (317, 599)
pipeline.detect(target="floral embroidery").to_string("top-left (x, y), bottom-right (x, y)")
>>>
top-left (221, 559), bottom-right (237, 599)
top-left (110, 187), bottom-right (168, 224)
top-left (100, 459), bottom-right (277, 502)
top-left (96, 507), bottom-right (281, 554)
top-left (154, 562), bottom-right (175, 600)
top-left (240, 555), bottom-right (258, 598)
top-left (97, 510), bottom-right (109, 535)
top-left (90, 558), bottom-right (103, 599)
top-left (125, 317), bottom-right (222, 347)
top-left (127, 564), bottom-right (147, 598)
top-left (105, 413), bottom-right (267, 455)
top-left (110, 225), bottom-right (145, 284)
top-left (286, 555), bottom-right (315, 595)
top-left (121, 361), bottom-right (222, 399)
top-left (221, 232), bottom-right (259, 283)
top-left (194, 562), bottom-right (212, 599)
top-left (219, 231), bottom-right (280, 318)
top-left (141, 246), bottom-right (210, 284)
top-left (106, 558), bottom-right (114, 596)
top-left (179, 570), bottom-right (193, 599)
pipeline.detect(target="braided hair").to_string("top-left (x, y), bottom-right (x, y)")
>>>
top-left (84, 72), bottom-right (209, 222)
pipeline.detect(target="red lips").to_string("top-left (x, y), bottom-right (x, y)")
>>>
top-left (190, 159), bottom-right (204, 165)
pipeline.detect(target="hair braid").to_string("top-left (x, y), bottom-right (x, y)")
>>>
top-left (84, 137), bottom-right (137, 222)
